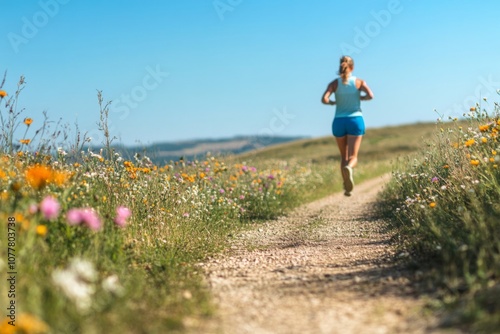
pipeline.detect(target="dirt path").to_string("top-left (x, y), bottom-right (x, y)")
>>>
top-left (199, 175), bottom-right (461, 334)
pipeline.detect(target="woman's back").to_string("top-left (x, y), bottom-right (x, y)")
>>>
top-left (334, 76), bottom-right (361, 118)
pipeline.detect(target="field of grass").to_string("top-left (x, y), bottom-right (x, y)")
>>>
top-left (1, 75), bottom-right (496, 333)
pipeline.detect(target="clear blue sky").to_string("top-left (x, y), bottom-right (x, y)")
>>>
top-left (2, 1), bottom-right (500, 146)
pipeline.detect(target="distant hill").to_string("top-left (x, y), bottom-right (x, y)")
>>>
top-left (97, 135), bottom-right (306, 165)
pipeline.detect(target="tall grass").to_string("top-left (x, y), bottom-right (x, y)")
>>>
top-left (379, 102), bottom-right (500, 331)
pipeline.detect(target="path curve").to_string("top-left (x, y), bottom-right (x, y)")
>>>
top-left (199, 175), bottom-right (461, 334)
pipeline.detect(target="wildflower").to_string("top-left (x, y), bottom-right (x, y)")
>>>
top-left (66, 208), bottom-right (102, 231)
top-left (431, 177), bottom-right (439, 183)
top-left (0, 90), bottom-right (7, 98)
top-left (20, 139), bottom-right (31, 145)
top-left (481, 137), bottom-right (488, 143)
top-left (52, 258), bottom-right (97, 311)
top-left (36, 225), bottom-right (48, 236)
top-left (479, 124), bottom-right (490, 132)
top-left (57, 147), bottom-right (67, 156)
top-left (102, 275), bottom-right (124, 296)
top-left (219, 188), bottom-right (225, 194)
top-left (0, 313), bottom-right (49, 334)
top-left (25, 165), bottom-right (52, 190)
top-left (29, 203), bottom-right (38, 214)
top-left (470, 159), bottom-right (480, 166)
top-left (429, 202), bottom-right (436, 208)
top-left (470, 107), bottom-right (476, 112)
top-left (464, 139), bottom-right (475, 147)
top-left (114, 206), bottom-right (131, 227)
top-left (23, 118), bottom-right (33, 126)
top-left (40, 196), bottom-right (60, 220)
top-left (182, 212), bottom-right (190, 218)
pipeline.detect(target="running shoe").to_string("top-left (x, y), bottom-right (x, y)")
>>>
top-left (343, 165), bottom-right (354, 193)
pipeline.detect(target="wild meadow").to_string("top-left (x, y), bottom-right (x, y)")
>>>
top-left (379, 100), bottom-right (500, 332)
top-left (3, 73), bottom-right (497, 333)
top-left (0, 75), bottom-right (394, 333)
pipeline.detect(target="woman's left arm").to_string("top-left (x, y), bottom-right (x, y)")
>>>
top-left (359, 80), bottom-right (374, 101)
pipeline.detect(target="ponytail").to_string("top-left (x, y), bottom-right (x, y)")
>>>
top-left (338, 56), bottom-right (354, 84)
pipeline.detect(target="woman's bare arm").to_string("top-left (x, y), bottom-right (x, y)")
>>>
top-left (321, 79), bottom-right (338, 105)
top-left (359, 79), bottom-right (374, 101)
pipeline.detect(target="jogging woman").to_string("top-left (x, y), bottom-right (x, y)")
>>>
top-left (321, 56), bottom-right (374, 196)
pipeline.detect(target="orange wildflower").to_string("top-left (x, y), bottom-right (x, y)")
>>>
top-left (51, 170), bottom-right (71, 186)
top-left (429, 202), bottom-right (437, 208)
top-left (23, 117), bottom-right (33, 126)
top-left (479, 124), bottom-right (490, 132)
top-left (20, 139), bottom-right (31, 145)
top-left (0, 90), bottom-right (7, 98)
top-left (470, 159), bottom-right (480, 166)
top-left (25, 165), bottom-right (52, 190)
top-left (464, 139), bottom-right (475, 147)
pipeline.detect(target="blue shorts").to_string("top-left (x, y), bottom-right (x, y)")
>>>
top-left (332, 116), bottom-right (365, 137)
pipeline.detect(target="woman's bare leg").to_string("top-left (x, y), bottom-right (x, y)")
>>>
top-left (335, 135), bottom-right (348, 171)
top-left (346, 135), bottom-right (363, 168)
top-left (336, 135), bottom-right (363, 195)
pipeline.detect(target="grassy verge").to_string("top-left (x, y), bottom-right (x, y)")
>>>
top-left (378, 105), bottom-right (500, 332)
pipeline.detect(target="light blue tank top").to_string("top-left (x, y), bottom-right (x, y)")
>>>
top-left (334, 76), bottom-right (362, 118)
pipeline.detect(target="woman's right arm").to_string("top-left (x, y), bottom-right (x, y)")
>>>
top-left (321, 80), bottom-right (338, 105)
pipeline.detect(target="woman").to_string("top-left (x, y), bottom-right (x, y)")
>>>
top-left (321, 56), bottom-right (374, 196)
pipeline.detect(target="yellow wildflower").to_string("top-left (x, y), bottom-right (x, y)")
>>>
top-left (481, 137), bottom-right (488, 143)
top-left (24, 117), bottom-right (33, 126)
top-left (429, 202), bottom-right (437, 208)
top-left (470, 107), bottom-right (476, 112)
top-left (470, 159), bottom-right (480, 166)
top-left (20, 139), bottom-right (31, 145)
top-left (0, 90), bottom-right (7, 98)
top-left (36, 225), bottom-right (48, 236)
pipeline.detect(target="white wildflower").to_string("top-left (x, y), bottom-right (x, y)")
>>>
top-left (52, 258), bottom-right (97, 312)
top-left (102, 275), bottom-right (124, 296)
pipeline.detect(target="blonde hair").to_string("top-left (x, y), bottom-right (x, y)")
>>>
top-left (338, 56), bottom-right (354, 84)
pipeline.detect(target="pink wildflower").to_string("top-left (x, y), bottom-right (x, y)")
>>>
top-left (66, 208), bottom-right (102, 231)
top-left (40, 196), bottom-right (60, 221)
top-left (114, 206), bottom-right (131, 227)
